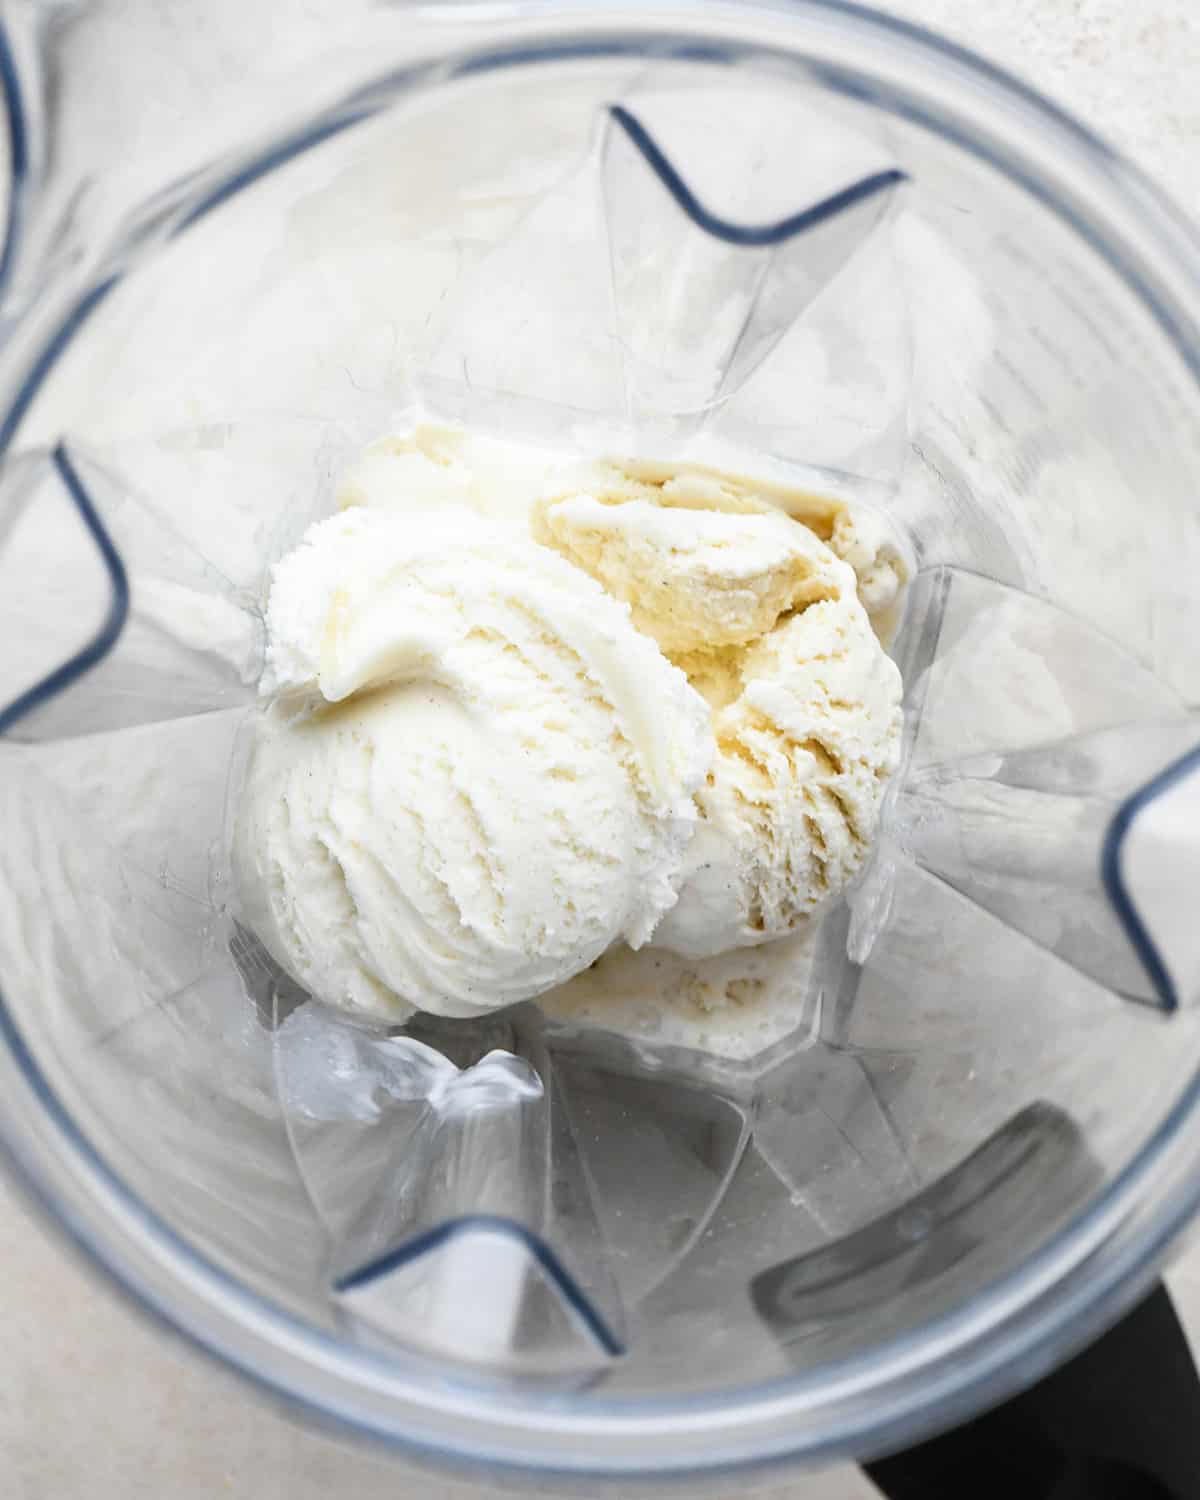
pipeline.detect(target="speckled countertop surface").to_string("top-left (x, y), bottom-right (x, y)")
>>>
top-left (2, 3), bottom-right (1199, 1497)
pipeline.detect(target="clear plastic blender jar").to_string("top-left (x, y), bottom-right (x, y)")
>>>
top-left (2, 0), bottom-right (1200, 1480)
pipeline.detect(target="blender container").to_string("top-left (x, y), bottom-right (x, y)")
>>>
top-left (3, 0), bottom-right (1200, 1479)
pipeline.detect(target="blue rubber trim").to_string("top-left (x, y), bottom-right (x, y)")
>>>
top-left (0, 443), bottom-right (129, 737)
top-left (1101, 741), bottom-right (1200, 1014)
top-left (608, 104), bottom-right (907, 247)
top-left (0, 105), bottom-right (372, 736)
top-left (0, 14), bottom-right (29, 298)
top-left (335, 1212), bottom-right (624, 1359)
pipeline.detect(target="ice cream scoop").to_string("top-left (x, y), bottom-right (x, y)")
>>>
top-left (534, 476), bottom-right (903, 959)
top-left (235, 507), bottom-right (713, 1022)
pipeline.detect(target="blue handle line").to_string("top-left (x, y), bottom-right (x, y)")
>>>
top-left (607, 104), bottom-right (906, 248)
top-left (0, 443), bottom-right (129, 737)
top-left (1101, 742), bottom-right (1200, 1014)
top-left (334, 1212), bottom-right (624, 1359)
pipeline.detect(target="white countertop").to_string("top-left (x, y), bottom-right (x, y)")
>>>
top-left (2, 3), bottom-right (1199, 1497)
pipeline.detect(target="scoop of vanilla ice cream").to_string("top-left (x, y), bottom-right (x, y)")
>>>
top-left (236, 507), bottom-right (713, 1022)
top-left (535, 484), bottom-right (902, 959)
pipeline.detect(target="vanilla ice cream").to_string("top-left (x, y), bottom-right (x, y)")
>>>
top-left (532, 470), bottom-right (904, 959)
top-left (234, 507), bottom-right (712, 1023)
top-left (236, 421), bottom-right (904, 1030)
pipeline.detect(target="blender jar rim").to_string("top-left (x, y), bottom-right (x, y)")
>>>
top-left (2, 0), bottom-right (1200, 1476)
